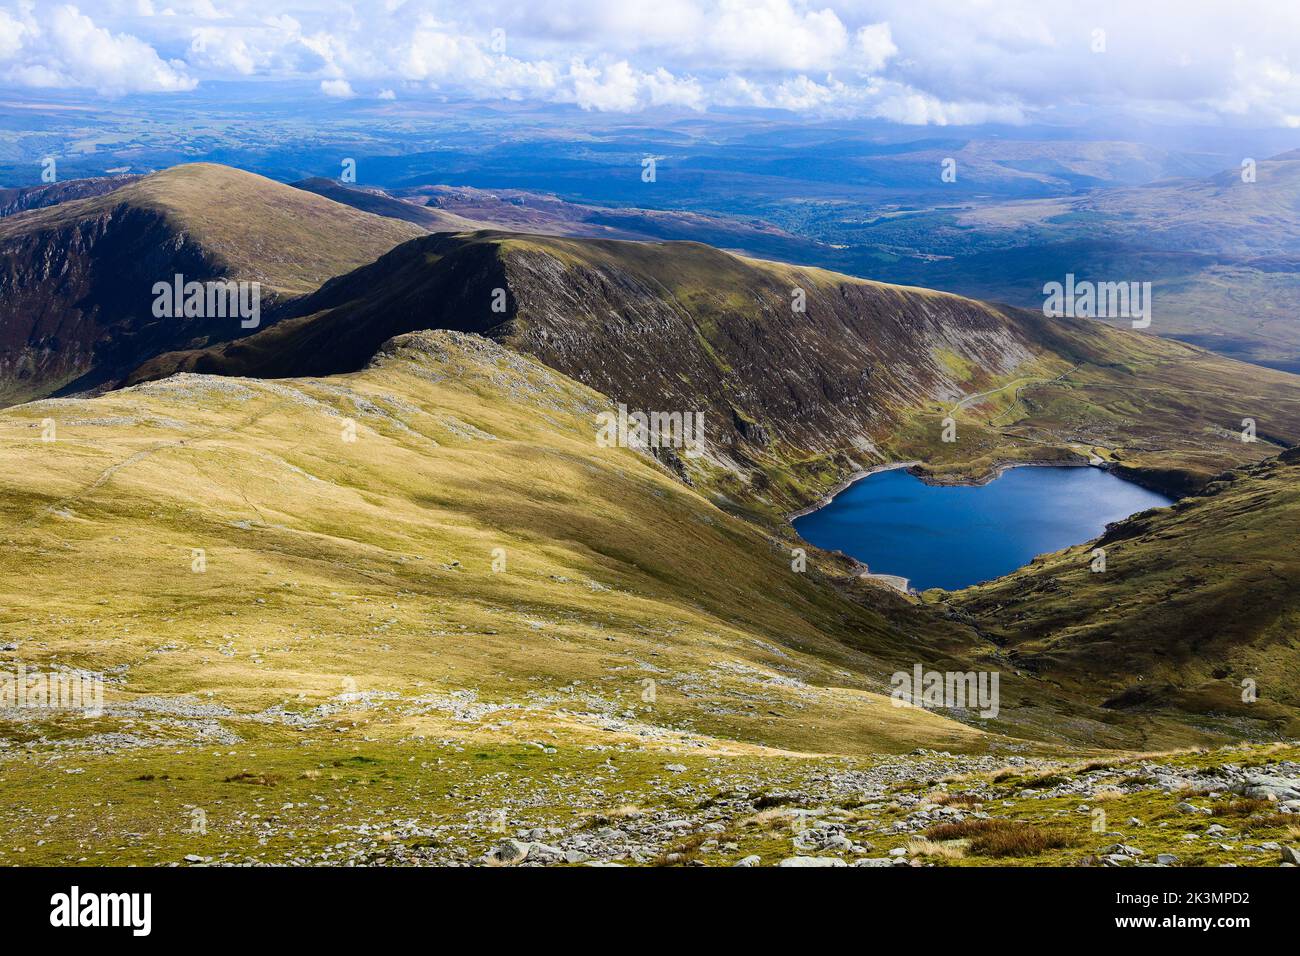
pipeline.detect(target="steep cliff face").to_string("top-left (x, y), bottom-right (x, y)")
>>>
top-left (489, 236), bottom-right (1061, 462)
top-left (0, 165), bottom-right (424, 405)
top-left (0, 203), bottom-right (226, 404)
top-left (0, 175), bottom-right (138, 218)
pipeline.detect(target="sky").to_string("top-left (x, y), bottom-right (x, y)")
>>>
top-left (2, 0), bottom-right (1300, 127)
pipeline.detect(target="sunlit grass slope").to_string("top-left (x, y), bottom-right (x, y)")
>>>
top-left (2, 331), bottom-right (999, 760)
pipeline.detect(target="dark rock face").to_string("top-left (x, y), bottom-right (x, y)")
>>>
top-left (0, 176), bottom-right (138, 219)
top-left (473, 238), bottom-right (1119, 467)
top-left (0, 202), bottom-right (241, 404)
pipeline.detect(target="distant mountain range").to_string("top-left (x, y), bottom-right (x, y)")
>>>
top-left (832, 150), bottom-right (1300, 372)
top-left (290, 152), bottom-right (1300, 373)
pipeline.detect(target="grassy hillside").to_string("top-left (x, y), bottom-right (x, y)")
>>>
top-left (0, 164), bottom-right (425, 294)
top-left (2, 330), bottom-right (1296, 865)
top-left (8, 329), bottom-right (1181, 756)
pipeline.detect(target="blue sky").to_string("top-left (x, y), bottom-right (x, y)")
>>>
top-left (2, 1), bottom-right (1300, 127)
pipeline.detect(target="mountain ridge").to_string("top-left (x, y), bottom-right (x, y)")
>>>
top-left (130, 224), bottom-right (1300, 516)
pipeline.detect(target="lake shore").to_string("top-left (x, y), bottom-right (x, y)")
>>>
top-left (786, 460), bottom-right (922, 521)
top-left (786, 456), bottom-right (1096, 522)
top-left (910, 457), bottom-right (1094, 489)
top-left (787, 456), bottom-right (1101, 595)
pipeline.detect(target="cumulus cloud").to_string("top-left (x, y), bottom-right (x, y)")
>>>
top-left (855, 23), bottom-right (896, 74)
top-left (2, 0), bottom-right (1300, 126)
top-left (1, 3), bottom-right (195, 93)
top-left (561, 58), bottom-right (704, 111)
top-left (319, 77), bottom-right (354, 98)
top-left (706, 0), bottom-right (848, 71)
top-left (0, 8), bottom-right (30, 59)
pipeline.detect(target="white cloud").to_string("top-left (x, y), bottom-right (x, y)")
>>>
top-left (855, 23), bottom-right (896, 73)
top-left (645, 67), bottom-right (704, 110)
top-left (2, 1), bottom-right (1300, 125)
top-left (0, 3), bottom-right (195, 93)
top-left (706, 0), bottom-right (848, 71)
top-left (319, 77), bottom-right (354, 98)
top-left (0, 8), bottom-right (30, 59)
top-left (568, 59), bottom-right (639, 111)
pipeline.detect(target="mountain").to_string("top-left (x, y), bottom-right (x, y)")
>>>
top-left (950, 447), bottom-right (1300, 736)
top-left (0, 164), bottom-right (424, 405)
top-left (5, 327), bottom-right (1298, 866)
top-left (343, 152), bottom-right (1300, 375)
top-left (0, 175), bottom-right (138, 218)
top-left (291, 177), bottom-right (483, 232)
top-left (131, 228), bottom-right (1300, 511)
top-left (4, 165), bottom-right (1300, 867)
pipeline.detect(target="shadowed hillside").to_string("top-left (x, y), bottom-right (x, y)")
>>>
top-left (0, 164), bottom-right (424, 405)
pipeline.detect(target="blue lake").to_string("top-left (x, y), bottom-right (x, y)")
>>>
top-left (792, 465), bottom-right (1174, 591)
